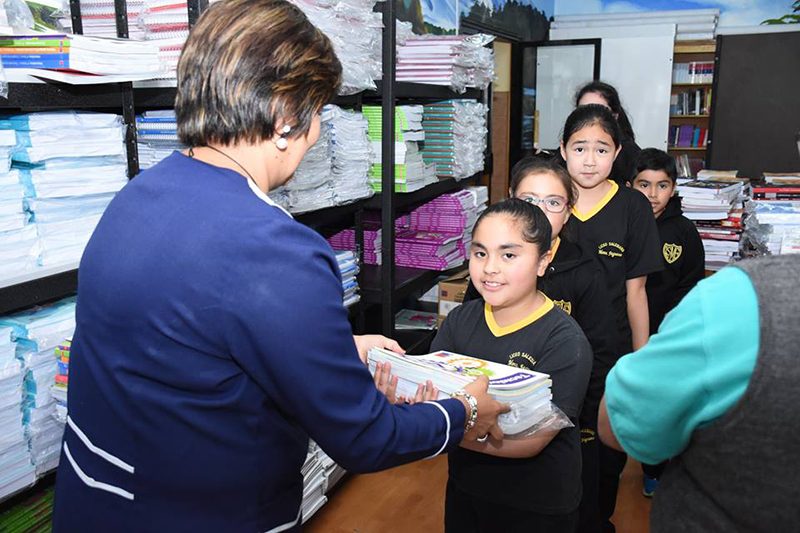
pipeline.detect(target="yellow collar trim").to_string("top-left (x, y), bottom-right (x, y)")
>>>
top-left (550, 237), bottom-right (561, 260)
top-left (484, 294), bottom-right (554, 337)
top-left (571, 180), bottom-right (619, 222)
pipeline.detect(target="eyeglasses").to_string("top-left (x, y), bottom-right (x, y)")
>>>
top-left (518, 195), bottom-right (568, 213)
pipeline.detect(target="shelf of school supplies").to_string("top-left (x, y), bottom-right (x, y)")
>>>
top-left (359, 263), bottom-right (465, 305)
top-left (364, 174), bottom-right (481, 213)
top-left (0, 261), bottom-right (79, 315)
top-left (670, 114), bottom-right (710, 119)
top-left (0, 81), bottom-right (131, 110)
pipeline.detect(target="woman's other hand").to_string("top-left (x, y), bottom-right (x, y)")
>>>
top-left (461, 375), bottom-right (511, 442)
top-left (353, 334), bottom-right (405, 365)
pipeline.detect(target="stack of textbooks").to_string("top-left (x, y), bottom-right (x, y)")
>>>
top-left (0, 34), bottom-right (162, 77)
top-left (395, 228), bottom-right (464, 270)
top-left (327, 223), bottom-right (382, 266)
top-left (136, 110), bottom-right (184, 170)
top-left (422, 100), bottom-right (488, 180)
top-left (52, 339), bottom-right (70, 424)
top-left (334, 250), bottom-right (361, 308)
top-left (0, 325), bottom-right (34, 501)
top-left (288, 0), bottom-right (382, 95)
top-left (742, 172), bottom-right (800, 256)
top-left (677, 171), bottom-right (747, 270)
top-left (395, 34), bottom-right (495, 92)
top-left (367, 348), bottom-right (554, 436)
top-left (328, 106), bottom-right (374, 205)
top-left (363, 105), bottom-right (437, 193)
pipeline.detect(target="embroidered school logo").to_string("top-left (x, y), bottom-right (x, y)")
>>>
top-left (553, 300), bottom-right (572, 315)
top-left (597, 242), bottom-right (625, 258)
top-left (663, 243), bottom-right (682, 264)
top-left (507, 351), bottom-right (537, 369)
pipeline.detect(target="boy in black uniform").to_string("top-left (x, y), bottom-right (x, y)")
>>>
top-left (630, 147), bottom-right (704, 496)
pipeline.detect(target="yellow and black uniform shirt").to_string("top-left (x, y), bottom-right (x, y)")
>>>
top-left (564, 180), bottom-right (662, 356)
top-left (647, 196), bottom-right (705, 335)
top-left (432, 297), bottom-right (592, 515)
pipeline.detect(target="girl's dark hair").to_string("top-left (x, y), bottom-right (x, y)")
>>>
top-left (634, 148), bottom-right (677, 183)
top-left (473, 198), bottom-right (552, 255)
top-left (509, 156), bottom-right (578, 209)
top-left (562, 104), bottom-right (621, 149)
top-left (575, 81), bottom-right (636, 141)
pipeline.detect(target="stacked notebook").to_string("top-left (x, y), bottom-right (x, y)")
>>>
top-left (0, 325), bottom-right (33, 501)
top-left (395, 34), bottom-right (495, 92)
top-left (422, 100), bottom-right (488, 179)
top-left (363, 105), bottom-right (437, 193)
top-left (136, 110), bottom-right (184, 169)
top-left (329, 106), bottom-right (374, 205)
top-left (367, 347), bottom-right (554, 436)
top-left (677, 173), bottom-right (746, 270)
top-left (71, 0), bottom-right (146, 39)
top-left (137, 0), bottom-right (189, 77)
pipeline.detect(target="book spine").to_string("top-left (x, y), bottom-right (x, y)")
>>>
top-left (0, 54), bottom-right (69, 68)
top-left (0, 46), bottom-right (67, 54)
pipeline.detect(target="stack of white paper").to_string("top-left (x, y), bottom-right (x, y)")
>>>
top-left (289, 0), bottom-right (382, 95)
top-left (367, 347), bottom-right (554, 436)
top-left (0, 325), bottom-right (34, 500)
top-left (0, 297), bottom-right (76, 478)
top-left (422, 100), bottom-right (488, 179)
top-left (1, 112), bottom-right (128, 267)
top-left (136, 110), bottom-right (184, 169)
top-left (396, 34), bottom-right (495, 92)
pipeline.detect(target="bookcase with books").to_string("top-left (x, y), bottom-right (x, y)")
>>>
top-left (668, 39), bottom-right (717, 173)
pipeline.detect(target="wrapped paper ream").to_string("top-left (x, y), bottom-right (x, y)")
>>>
top-left (367, 348), bottom-right (554, 436)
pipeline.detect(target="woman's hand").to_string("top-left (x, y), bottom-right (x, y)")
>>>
top-left (459, 375), bottom-right (511, 442)
top-left (353, 334), bottom-right (405, 365)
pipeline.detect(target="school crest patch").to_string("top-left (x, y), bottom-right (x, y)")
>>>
top-left (663, 243), bottom-right (682, 264)
top-left (553, 300), bottom-right (572, 315)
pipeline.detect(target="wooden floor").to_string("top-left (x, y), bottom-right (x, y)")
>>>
top-left (307, 455), bottom-right (652, 532)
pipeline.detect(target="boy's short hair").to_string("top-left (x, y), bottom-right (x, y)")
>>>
top-left (175, 0), bottom-right (342, 147)
top-left (633, 148), bottom-right (677, 183)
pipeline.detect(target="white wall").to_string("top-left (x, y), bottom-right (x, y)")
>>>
top-left (549, 23), bottom-right (676, 151)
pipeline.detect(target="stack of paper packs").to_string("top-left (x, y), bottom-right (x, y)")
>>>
top-left (136, 110), bottom-right (184, 169)
top-left (677, 174), bottom-right (746, 270)
top-left (395, 229), bottom-right (464, 270)
top-left (289, 0), bottom-right (382, 95)
top-left (395, 34), bottom-right (495, 92)
top-left (300, 441), bottom-right (328, 524)
top-left (367, 348), bottom-right (554, 435)
top-left (422, 100), bottom-right (488, 179)
top-left (0, 297), bottom-right (76, 478)
top-left (328, 106), bottom-right (374, 205)
top-left (334, 250), bottom-right (361, 308)
top-left (363, 105), bottom-right (437, 193)
top-left (0, 165), bottom-right (39, 281)
top-left (0, 112), bottom-right (128, 267)
top-left (0, 325), bottom-right (34, 501)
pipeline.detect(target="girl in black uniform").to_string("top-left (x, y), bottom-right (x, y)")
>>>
top-left (434, 199), bottom-right (592, 533)
top-left (576, 81), bottom-right (641, 186)
top-left (560, 104), bottom-right (662, 533)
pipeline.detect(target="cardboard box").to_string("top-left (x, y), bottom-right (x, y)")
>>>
top-left (437, 269), bottom-right (470, 326)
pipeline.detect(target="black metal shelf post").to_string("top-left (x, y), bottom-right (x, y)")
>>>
top-left (380, 0), bottom-right (396, 337)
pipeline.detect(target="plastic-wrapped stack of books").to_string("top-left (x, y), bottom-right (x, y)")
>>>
top-left (3, 112), bottom-right (129, 268)
top-left (367, 347), bottom-right (553, 436)
top-left (289, 0), bottom-right (382, 95)
top-left (363, 105), bottom-right (437, 193)
top-left (0, 324), bottom-right (33, 501)
top-left (0, 130), bottom-right (39, 281)
top-left (676, 170), bottom-right (746, 270)
top-left (334, 250), bottom-right (361, 308)
top-left (742, 172), bottom-right (800, 256)
top-left (327, 223), bottom-right (382, 265)
top-left (422, 101), bottom-right (488, 180)
top-left (0, 297), bottom-right (76, 480)
top-left (395, 34), bottom-right (495, 92)
top-left (137, 0), bottom-right (190, 77)
top-left (328, 106), bottom-right (374, 205)
top-left (136, 110), bottom-right (184, 170)
top-left (300, 441), bottom-right (328, 524)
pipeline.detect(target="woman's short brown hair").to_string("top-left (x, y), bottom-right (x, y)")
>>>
top-left (175, 0), bottom-right (342, 147)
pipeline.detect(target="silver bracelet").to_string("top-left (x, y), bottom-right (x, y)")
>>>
top-left (451, 389), bottom-right (478, 432)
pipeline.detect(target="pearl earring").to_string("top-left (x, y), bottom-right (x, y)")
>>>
top-left (275, 124), bottom-right (291, 151)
